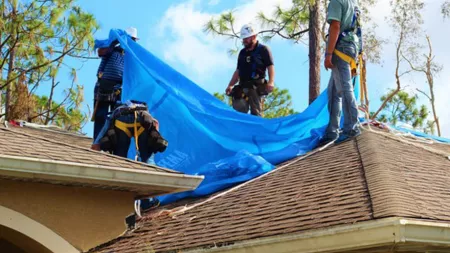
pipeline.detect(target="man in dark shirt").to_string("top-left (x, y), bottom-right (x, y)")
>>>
top-left (225, 24), bottom-right (275, 116)
top-left (92, 27), bottom-right (139, 140)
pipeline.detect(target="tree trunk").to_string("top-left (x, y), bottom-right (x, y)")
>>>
top-left (5, 47), bottom-right (15, 121)
top-left (0, 0), bottom-right (4, 119)
top-left (425, 36), bottom-right (441, 137)
top-left (372, 27), bottom-right (405, 120)
top-left (5, 1), bottom-right (17, 121)
top-left (308, 0), bottom-right (321, 104)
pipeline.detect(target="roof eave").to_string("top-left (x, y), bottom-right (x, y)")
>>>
top-left (182, 217), bottom-right (450, 253)
top-left (0, 154), bottom-right (204, 198)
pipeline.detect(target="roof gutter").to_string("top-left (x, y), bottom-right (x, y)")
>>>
top-left (0, 154), bottom-right (204, 196)
top-left (184, 217), bottom-right (450, 253)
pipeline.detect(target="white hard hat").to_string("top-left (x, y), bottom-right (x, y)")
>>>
top-left (125, 27), bottom-right (139, 39)
top-left (240, 24), bottom-right (257, 39)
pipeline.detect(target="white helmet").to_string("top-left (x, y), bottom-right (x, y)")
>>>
top-left (240, 24), bottom-right (257, 39)
top-left (125, 27), bottom-right (139, 39)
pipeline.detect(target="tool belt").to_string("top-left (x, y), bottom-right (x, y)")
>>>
top-left (111, 101), bottom-right (148, 121)
top-left (147, 125), bottom-right (168, 154)
top-left (230, 79), bottom-right (269, 100)
top-left (94, 79), bottom-right (122, 102)
top-left (99, 104), bottom-right (168, 156)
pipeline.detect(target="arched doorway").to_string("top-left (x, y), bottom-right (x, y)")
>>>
top-left (0, 205), bottom-right (79, 253)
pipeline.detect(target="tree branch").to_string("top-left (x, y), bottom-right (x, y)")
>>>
top-left (416, 88), bottom-right (431, 101)
top-left (28, 81), bottom-right (74, 122)
top-left (0, 35), bottom-right (86, 90)
top-left (401, 52), bottom-right (426, 74)
top-left (289, 28), bottom-right (310, 38)
top-left (398, 70), bottom-right (413, 77)
top-left (0, 34), bottom-right (11, 52)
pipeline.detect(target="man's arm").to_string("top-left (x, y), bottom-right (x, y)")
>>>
top-left (97, 48), bottom-right (110, 57)
top-left (267, 65), bottom-right (275, 92)
top-left (324, 0), bottom-right (342, 70)
top-left (226, 69), bottom-right (239, 95)
top-left (324, 20), bottom-right (340, 70)
top-left (97, 40), bottom-right (120, 57)
top-left (262, 46), bottom-right (275, 91)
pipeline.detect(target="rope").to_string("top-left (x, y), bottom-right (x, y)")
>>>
top-left (134, 110), bottom-right (140, 161)
top-left (134, 199), bottom-right (142, 218)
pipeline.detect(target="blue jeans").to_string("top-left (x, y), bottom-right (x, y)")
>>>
top-left (93, 101), bottom-right (115, 140)
top-left (325, 44), bottom-right (359, 139)
top-left (93, 79), bottom-right (122, 140)
top-left (113, 114), bottom-right (154, 163)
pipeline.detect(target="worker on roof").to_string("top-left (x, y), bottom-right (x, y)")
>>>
top-left (319, 0), bottom-right (362, 146)
top-left (225, 24), bottom-right (275, 117)
top-left (92, 27), bottom-right (139, 140)
top-left (91, 100), bottom-right (168, 164)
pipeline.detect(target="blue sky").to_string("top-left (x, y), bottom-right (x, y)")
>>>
top-left (47, 0), bottom-right (450, 138)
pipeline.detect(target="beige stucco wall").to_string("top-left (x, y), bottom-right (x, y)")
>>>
top-left (0, 179), bottom-right (135, 252)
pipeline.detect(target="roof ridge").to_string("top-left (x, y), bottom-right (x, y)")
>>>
top-left (0, 126), bottom-right (173, 172)
top-left (21, 123), bottom-right (92, 139)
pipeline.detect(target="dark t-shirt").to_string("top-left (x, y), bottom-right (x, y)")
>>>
top-left (237, 42), bottom-right (274, 82)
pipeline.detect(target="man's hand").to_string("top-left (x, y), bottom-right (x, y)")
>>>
top-left (153, 119), bottom-right (160, 131)
top-left (226, 85), bottom-right (233, 95)
top-left (266, 81), bottom-right (274, 93)
top-left (324, 55), bottom-right (334, 70)
top-left (97, 48), bottom-right (109, 57)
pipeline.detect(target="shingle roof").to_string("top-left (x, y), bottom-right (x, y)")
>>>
top-left (9, 123), bottom-right (93, 148)
top-left (0, 127), bottom-right (177, 174)
top-left (359, 132), bottom-right (450, 220)
top-left (89, 130), bottom-right (450, 253)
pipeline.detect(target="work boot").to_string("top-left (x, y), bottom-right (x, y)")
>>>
top-left (335, 128), bottom-right (361, 144)
top-left (317, 133), bottom-right (339, 148)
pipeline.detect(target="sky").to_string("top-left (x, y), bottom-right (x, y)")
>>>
top-left (48, 0), bottom-right (449, 138)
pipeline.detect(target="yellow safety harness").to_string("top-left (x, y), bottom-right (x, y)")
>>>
top-left (333, 49), bottom-right (358, 76)
top-left (114, 110), bottom-right (146, 161)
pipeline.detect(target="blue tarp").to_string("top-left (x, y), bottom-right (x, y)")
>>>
top-left (94, 29), bottom-right (448, 204)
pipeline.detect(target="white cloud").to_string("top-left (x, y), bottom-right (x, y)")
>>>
top-left (156, 0), bottom-right (292, 86)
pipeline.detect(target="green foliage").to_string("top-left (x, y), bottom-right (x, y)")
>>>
top-left (213, 92), bottom-right (232, 106)
top-left (0, 0), bottom-right (99, 131)
top-left (442, 1), bottom-right (450, 19)
top-left (213, 87), bottom-right (297, 119)
top-left (262, 87), bottom-right (296, 118)
top-left (32, 85), bottom-right (87, 132)
top-left (375, 90), bottom-right (429, 130)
